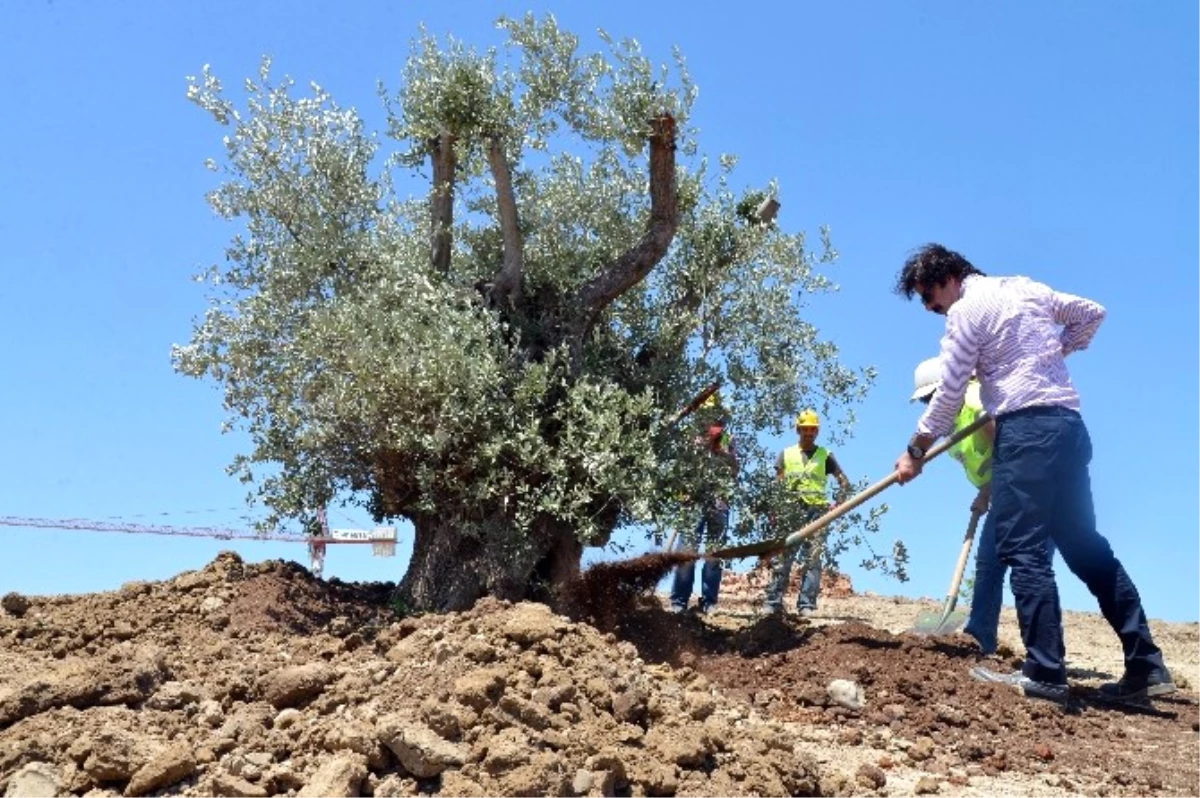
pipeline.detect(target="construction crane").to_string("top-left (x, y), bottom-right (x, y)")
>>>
top-left (0, 512), bottom-right (398, 578)
top-left (0, 515), bottom-right (307, 541)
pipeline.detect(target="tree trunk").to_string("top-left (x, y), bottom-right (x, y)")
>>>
top-left (396, 513), bottom-right (584, 613)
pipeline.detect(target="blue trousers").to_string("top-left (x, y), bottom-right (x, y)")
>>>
top-left (964, 512), bottom-right (1057, 655)
top-left (991, 406), bottom-right (1166, 685)
top-left (670, 503), bottom-right (729, 610)
top-left (764, 504), bottom-right (826, 611)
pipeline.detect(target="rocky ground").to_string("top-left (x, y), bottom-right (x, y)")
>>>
top-left (0, 551), bottom-right (1196, 797)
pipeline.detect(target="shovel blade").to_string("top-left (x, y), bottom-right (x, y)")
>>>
top-left (911, 605), bottom-right (970, 637)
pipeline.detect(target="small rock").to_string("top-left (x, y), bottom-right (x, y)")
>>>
top-left (855, 763), bottom-right (887, 790)
top-left (827, 679), bottom-right (865, 710)
top-left (258, 663), bottom-right (334, 709)
top-left (296, 753), bottom-right (367, 797)
top-left (146, 680), bottom-right (204, 711)
top-left (571, 769), bottom-right (593, 794)
top-left (453, 668), bottom-right (506, 711)
top-left (125, 744), bottom-right (197, 797)
top-left (274, 708), bottom-right (302, 729)
top-left (838, 727), bottom-right (864, 746)
top-left (1032, 743), bottom-right (1054, 761)
top-left (377, 715), bottom-right (467, 777)
top-left (934, 702), bottom-right (967, 726)
top-left (612, 688), bottom-right (648, 724)
top-left (501, 603), bottom-right (567, 645)
top-left (914, 775), bottom-right (941, 794)
top-left (210, 772), bottom-right (268, 798)
top-left (79, 729), bottom-right (149, 782)
top-left (908, 736), bottom-right (936, 762)
top-left (4, 762), bottom-right (60, 797)
top-left (244, 753), bottom-right (274, 769)
top-left (196, 699), bottom-right (224, 728)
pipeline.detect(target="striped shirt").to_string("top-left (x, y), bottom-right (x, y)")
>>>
top-left (917, 274), bottom-right (1107, 439)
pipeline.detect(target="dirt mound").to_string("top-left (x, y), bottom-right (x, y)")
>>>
top-left (1, 551), bottom-right (1196, 797)
top-left (692, 618), bottom-right (1198, 796)
top-left (0, 552), bottom-right (819, 797)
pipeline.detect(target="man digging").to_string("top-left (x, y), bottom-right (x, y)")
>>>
top-left (892, 243), bottom-right (1175, 704)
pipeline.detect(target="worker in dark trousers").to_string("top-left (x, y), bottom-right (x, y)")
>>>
top-left (670, 393), bottom-right (739, 614)
top-left (893, 243), bottom-right (1174, 704)
top-left (910, 357), bottom-right (1057, 657)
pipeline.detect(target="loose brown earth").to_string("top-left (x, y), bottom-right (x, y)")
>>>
top-left (0, 552), bottom-right (1195, 797)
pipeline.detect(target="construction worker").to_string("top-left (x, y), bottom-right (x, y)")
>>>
top-left (763, 409), bottom-right (853, 616)
top-left (894, 242), bottom-right (1174, 704)
top-left (670, 394), bottom-right (739, 614)
top-left (911, 356), bottom-right (1056, 656)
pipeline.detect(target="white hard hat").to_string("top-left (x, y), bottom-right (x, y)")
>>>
top-left (910, 357), bottom-right (942, 402)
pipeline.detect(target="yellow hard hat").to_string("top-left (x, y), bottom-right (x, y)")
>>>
top-left (796, 409), bottom-right (820, 428)
top-left (701, 391), bottom-right (722, 409)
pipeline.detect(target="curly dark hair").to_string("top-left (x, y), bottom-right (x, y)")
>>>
top-left (894, 243), bottom-right (985, 299)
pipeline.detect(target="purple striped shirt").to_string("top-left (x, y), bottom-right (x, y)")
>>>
top-left (917, 274), bottom-right (1107, 439)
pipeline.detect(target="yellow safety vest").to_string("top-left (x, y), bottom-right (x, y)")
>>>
top-left (782, 445), bottom-right (830, 506)
top-left (950, 381), bottom-right (992, 488)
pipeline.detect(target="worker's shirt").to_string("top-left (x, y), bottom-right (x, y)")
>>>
top-left (917, 274), bottom-right (1106, 439)
top-left (949, 381), bottom-right (991, 488)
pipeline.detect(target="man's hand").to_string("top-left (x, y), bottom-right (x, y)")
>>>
top-left (895, 452), bottom-right (924, 484)
top-left (970, 485), bottom-right (991, 514)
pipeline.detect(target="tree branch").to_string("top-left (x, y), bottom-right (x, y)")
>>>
top-left (429, 132), bottom-right (457, 275)
top-left (634, 196), bottom-right (778, 367)
top-left (572, 113), bottom-right (679, 338)
top-left (634, 249), bottom-right (736, 369)
top-left (485, 134), bottom-right (524, 306)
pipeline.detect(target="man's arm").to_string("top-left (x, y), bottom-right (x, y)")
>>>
top-left (825, 453), bottom-right (854, 502)
top-left (899, 308), bottom-right (983, 483)
top-left (1051, 289), bottom-right (1106, 355)
top-left (916, 311), bottom-right (980, 442)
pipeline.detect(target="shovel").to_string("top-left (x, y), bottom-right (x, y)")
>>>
top-left (911, 509), bottom-right (982, 636)
top-left (709, 413), bottom-right (992, 561)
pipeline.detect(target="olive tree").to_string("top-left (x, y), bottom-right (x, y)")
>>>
top-left (175, 15), bottom-right (893, 612)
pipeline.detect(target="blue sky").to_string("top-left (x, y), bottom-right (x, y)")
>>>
top-left (1, 2), bottom-right (1196, 622)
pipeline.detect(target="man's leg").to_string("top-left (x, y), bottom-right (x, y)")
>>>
top-left (963, 511), bottom-right (1005, 655)
top-left (699, 506), bottom-right (728, 610)
top-left (670, 516), bottom-right (706, 611)
top-left (1050, 417), bottom-right (1168, 683)
top-left (764, 543), bottom-right (797, 612)
top-left (796, 538), bottom-right (822, 611)
top-left (991, 412), bottom-right (1066, 686)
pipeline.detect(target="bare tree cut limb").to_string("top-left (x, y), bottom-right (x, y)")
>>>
top-left (486, 134), bottom-right (524, 305)
top-left (429, 131), bottom-right (457, 275)
top-left (573, 114), bottom-right (679, 337)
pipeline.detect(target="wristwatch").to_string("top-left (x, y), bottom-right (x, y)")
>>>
top-left (906, 442), bottom-right (926, 460)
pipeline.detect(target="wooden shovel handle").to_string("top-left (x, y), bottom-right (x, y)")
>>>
top-left (672, 380), bottom-right (722, 424)
top-left (942, 510), bottom-right (983, 613)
